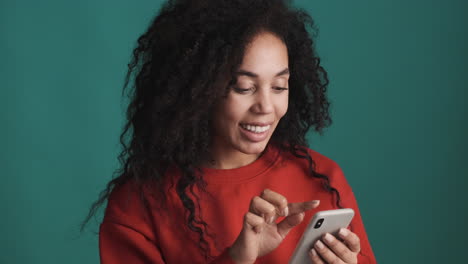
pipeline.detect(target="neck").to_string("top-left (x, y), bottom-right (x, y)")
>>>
top-left (205, 147), bottom-right (263, 170)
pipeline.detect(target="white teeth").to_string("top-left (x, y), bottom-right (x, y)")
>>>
top-left (241, 124), bottom-right (271, 133)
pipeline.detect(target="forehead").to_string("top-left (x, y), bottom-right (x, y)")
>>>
top-left (238, 32), bottom-right (289, 77)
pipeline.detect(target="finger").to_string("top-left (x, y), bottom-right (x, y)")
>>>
top-left (276, 212), bottom-right (305, 238)
top-left (322, 233), bottom-right (355, 263)
top-left (249, 196), bottom-right (276, 224)
top-left (260, 189), bottom-right (289, 217)
top-left (314, 240), bottom-right (343, 264)
top-left (338, 228), bottom-right (361, 253)
top-left (309, 248), bottom-right (325, 264)
top-left (243, 212), bottom-right (265, 234)
top-left (288, 200), bottom-right (320, 215)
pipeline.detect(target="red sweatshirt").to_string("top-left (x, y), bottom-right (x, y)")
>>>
top-left (99, 145), bottom-right (376, 263)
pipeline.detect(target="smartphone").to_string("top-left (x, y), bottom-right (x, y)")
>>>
top-left (289, 208), bottom-right (355, 264)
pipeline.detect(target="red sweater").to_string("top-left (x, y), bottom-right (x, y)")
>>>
top-left (99, 145), bottom-right (376, 263)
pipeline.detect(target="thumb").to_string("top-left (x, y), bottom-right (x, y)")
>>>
top-left (276, 212), bottom-right (305, 238)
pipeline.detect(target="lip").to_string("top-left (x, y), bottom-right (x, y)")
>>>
top-left (240, 122), bottom-right (273, 126)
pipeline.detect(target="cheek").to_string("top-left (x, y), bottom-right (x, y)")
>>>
top-left (217, 100), bottom-right (245, 125)
top-left (276, 95), bottom-right (289, 119)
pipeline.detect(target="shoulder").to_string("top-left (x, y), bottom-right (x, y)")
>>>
top-left (102, 179), bottom-right (157, 239)
top-left (275, 144), bottom-right (348, 183)
top-left (302, 147), bottom-right (352, 191)
top-left (307, 148), bottom-right (341, 174)
top-left (277, 145), bottom-right (343, 176)
top-left (104, 180), bottom-right (141, 221)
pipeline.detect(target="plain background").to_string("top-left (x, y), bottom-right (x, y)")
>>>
top-left (2, 0), bottom-right (467, 263)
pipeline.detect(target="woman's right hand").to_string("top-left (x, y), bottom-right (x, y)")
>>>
top-left (228, 189), bottom-right (320, 264)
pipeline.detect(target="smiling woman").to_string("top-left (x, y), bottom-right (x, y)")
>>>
top-left (81, 0), bottom-right (376, 263)
top-left (209, 32), bottom-right (289, 169)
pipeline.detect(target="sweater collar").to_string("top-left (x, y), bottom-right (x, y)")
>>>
top-left (201, 144), bottom-right (280, 184)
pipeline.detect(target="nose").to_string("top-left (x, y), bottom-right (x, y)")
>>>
top-left (251, 89), bottom-right (274, 114)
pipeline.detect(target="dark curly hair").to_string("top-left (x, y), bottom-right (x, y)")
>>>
top-left (81, 0), bottom-right (343, 260)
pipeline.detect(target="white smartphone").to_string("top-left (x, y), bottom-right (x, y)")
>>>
top-left (289, 208), bottom-right (355, 264)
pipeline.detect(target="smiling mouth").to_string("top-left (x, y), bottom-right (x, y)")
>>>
top-left (240, 124), bottom-right (271, 133)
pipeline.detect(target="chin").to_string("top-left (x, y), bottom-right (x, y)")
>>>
top-left (238, 141), bottom-right (269, 155)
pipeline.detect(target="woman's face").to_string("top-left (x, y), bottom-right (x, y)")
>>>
top-left (210, 31), bottom-right (289, 168)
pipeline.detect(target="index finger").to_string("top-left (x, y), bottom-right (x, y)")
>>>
top-left (288, 200), bottom-right (320, 215)
top-left (260, 189), bottom-right (289, 216)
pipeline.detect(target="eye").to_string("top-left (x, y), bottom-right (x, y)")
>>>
top-left (233, 87), bottom-right (254, 94)
top-left (273, 87), bottom-right (289, 92)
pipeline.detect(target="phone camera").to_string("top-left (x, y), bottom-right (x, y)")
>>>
top-left (314, 218), bottom-right (324, 229)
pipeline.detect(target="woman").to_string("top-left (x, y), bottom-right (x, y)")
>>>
top-left (82, 0), bottom-right (376, 263)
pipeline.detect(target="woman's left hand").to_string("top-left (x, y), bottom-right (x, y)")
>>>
top-left (309, 228), bottom-right (361, 264)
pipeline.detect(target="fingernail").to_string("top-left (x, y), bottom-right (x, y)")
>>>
top-left (310, 248), bottom-right (317, 256)
top-left (315, 240), bottom-right (324, 249)
top-left (305, 200), bottom-right (320, 209)
top-left (339, 228), bottom-right (349, 237)
top-left (324, 233), bottom-right (334, 243)
top-left (283, 207), bottom-right (289, 217)
top-left (269, 216), bottom-right (274, 224)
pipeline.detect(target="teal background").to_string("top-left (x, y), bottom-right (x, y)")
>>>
top-left (2, 0), bottom-right (467, 263)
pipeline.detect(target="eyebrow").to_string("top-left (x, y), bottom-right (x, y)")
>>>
top-left (235, 68), bottom-right (290, 78)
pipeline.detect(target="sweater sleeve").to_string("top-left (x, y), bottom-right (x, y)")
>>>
top-left (99, 220), bottom-right (236, 264)
top-left (99, 221), bottom-right (165, 263)
top-left (331, 165), bottom-right (377, 264)
top-left (342, 188), bottom-right (377, 263)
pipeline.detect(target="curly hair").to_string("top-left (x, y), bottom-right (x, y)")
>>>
top-left (81, 0), bottom-right (342, 260)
